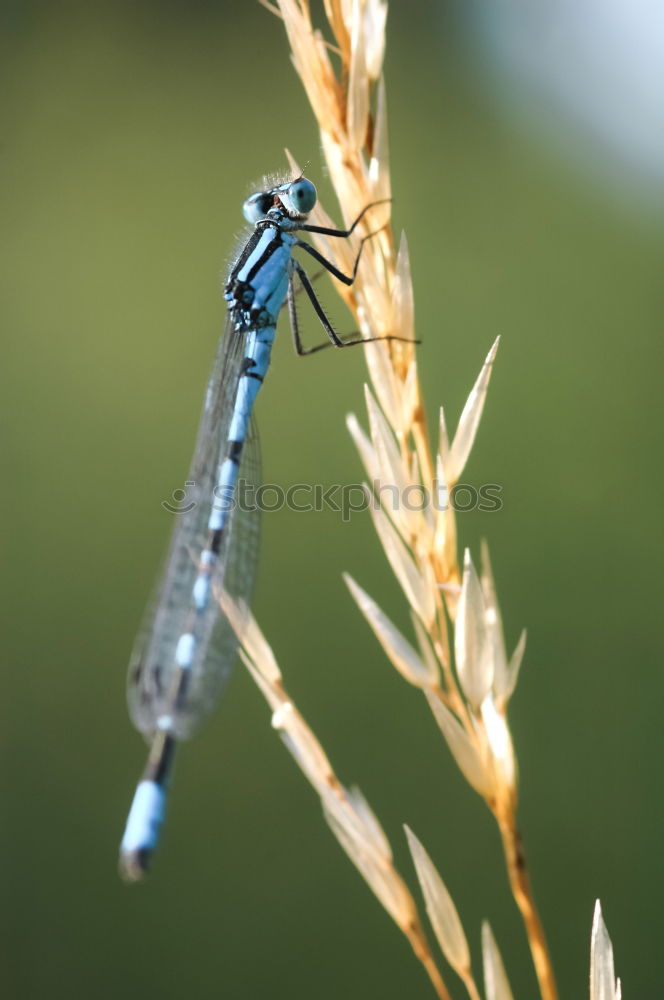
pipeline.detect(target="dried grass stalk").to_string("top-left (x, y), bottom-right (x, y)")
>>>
top-left (221, 595), bottom-right (453, 1000)
top-left (265, 2), bottom-right (557, 998)
top-left (230, 1), bottom-right (596, 997)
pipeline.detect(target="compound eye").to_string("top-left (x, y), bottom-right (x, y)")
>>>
top-left (242, 192), bottom-right (272, 224)
top-left (284, 178), bottom-right (317, 216)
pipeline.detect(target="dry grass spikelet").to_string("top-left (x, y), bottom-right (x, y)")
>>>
top-left (223, 3), bottom-right (615, 998)
top-left (221, 594), bottom-right (454, 1000)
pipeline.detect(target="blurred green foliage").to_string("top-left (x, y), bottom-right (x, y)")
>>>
top-left (2, 2), bottom-right (663, 998)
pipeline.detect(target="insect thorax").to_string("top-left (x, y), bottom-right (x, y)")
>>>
top-left (225, 279), bottom-right (277, 331)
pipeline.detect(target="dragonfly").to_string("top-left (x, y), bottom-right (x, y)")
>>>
top-left (119, 173), bottom-right (408, 881)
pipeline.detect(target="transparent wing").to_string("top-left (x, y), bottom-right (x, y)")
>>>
top-left (127, 319), bottom-right (261, 739)
top-left (180, 415), bottom-right (261, 733)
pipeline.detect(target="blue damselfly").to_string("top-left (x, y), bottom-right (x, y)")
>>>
top-left (120, 174), bottom-right (409, 881)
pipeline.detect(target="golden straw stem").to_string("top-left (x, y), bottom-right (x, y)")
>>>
top-left (404, 924), bottom-right (454, 1000)
top-left (459, 969), bottom-right (482, 1000)
top-left (495, 805), bottom-right (559, 1000)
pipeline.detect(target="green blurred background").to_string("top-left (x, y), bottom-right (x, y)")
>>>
top-left (3, 2), bottom-right (663, 997)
